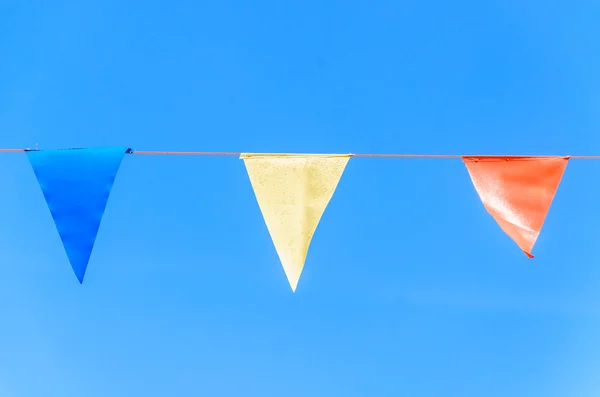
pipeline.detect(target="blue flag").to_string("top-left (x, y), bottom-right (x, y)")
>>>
top-left (27, 147), bottom-right (131, 283)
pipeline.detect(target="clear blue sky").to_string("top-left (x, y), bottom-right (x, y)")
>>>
top-left (1, 1), bottom-right (599, 395)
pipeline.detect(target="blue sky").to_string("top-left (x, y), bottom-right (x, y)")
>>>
top-left (1, 0), bottom-right (600, 395)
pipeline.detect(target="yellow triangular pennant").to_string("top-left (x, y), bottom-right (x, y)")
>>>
top-left (241, 153), bottom-right (351, 292)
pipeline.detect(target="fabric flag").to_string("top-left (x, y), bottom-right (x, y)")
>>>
top-left (241, 153), bottom-right (351, 291)
top-left (27, 147), bottom-right (131, 283)
top-left (463, 156), bottom-right (568, 257)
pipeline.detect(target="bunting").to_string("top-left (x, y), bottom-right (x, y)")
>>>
top-left (463, 156), bottom-right (568, 257)
top-left (0, 146), bottom-right (585, 289)
top-left (27, 147), bottom-right (131, 283)
top-left (241, 153), bottom-right (350, 291)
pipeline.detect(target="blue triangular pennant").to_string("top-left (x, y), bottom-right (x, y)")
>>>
top-left (27, 147), bottom-right (131, 283)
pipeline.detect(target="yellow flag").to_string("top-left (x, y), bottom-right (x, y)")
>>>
top-left (241, 153), bottom-right (351, 292)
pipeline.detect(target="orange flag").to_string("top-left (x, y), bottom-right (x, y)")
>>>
top-left (463, 156), bottom-right (569, 257)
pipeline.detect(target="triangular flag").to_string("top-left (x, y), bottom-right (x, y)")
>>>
top-left (27, 147), bottom-right (131, 283)
top-left (463, 156), bottom-right (568, 257)
top-left (241, 153), bottom-right (351, 291)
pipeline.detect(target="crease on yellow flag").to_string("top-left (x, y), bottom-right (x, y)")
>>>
top-left (241, 153), bottom-right (351, 292)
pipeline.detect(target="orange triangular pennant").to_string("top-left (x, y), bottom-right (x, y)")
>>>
top-left (463, 156), bottom-right (568, 257)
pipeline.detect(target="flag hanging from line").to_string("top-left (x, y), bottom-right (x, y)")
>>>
top-left (241, 153), bottom-right (351, 291)
top-left (463, 156), bottom-right (568, 257)
top-left (27, 147), bottom-right (131, 283)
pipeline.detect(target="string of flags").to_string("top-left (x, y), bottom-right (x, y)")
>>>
top-left (6, 147), bottom-right (573, 291)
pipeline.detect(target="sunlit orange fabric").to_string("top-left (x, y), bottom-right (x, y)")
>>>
top-left (463, 156), bottom-right (568, 257)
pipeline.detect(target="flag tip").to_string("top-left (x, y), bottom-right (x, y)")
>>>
top-left (75, 272), bottom-right (86, 284)
top-left (525, 251), bottom-right (534, 259)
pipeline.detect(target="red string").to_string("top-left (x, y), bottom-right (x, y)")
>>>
top-left (1, 148), bottom-right (598, 158)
